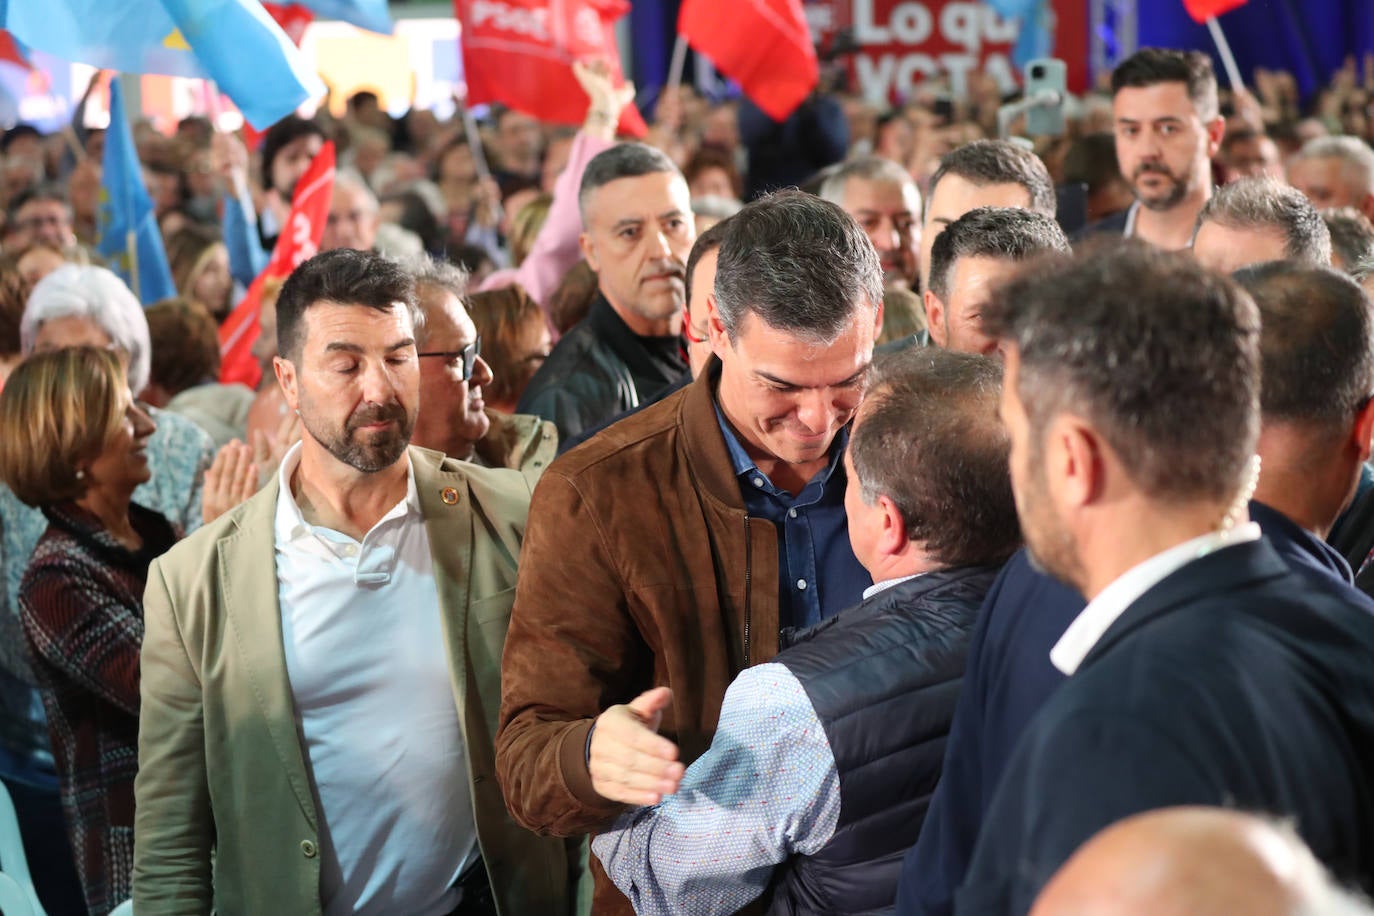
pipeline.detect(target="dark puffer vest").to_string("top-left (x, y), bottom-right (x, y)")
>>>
top-left (766, 565), bottom-right (1001, 915)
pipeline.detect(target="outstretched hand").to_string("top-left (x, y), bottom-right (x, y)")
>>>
top-left (574, 58), bottom-right (634, 139)
top-left (589, 686), bottom-right (685, 806)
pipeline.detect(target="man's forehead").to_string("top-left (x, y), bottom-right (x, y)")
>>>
top-left (418, 289), bottom-right (477, 342)
top-left (927, 177), bottom-right (1030, 222)
top-left (1113, 82), bottom-right (1203, 119)
top-left (952, 255), bottom-right (1019, 299)
top-left (305, 300), bottom-right (412, 338)
top-left (587, 172), bottom-right (689, 222)
top-left (843, 177), bottom-right (919, 213)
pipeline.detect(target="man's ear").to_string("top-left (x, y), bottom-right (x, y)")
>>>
top-left (1353, 396), bottom-right (1374, 463)
top-left (875, 493), bottom-right (909, 557)
top-left (1358, 192), bottom-right (1374, 226)
top-left (274, 355), bottom-right (300, 413)
top-left (707, 294), bottom-right (731, 358)
top-left (924, 290), bottom-right (946, 347)
top-left (579, 231), bottom-right (598, 273)
top-left (873, 297), bottom-right (886, 343)
top-left (1050, 414), bottom-right (1106, 511)
top-left (1205, 115), bottom-right (1226, 159)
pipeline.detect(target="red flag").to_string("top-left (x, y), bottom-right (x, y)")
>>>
top-left (218, 141), bottom-right (336, 387)
top-left (262, 3), bottom-right (315, 45)
top-left (456, 0), bottom-right (647, 137)
top-left (1182, 0), bottom-right (1247, 22)
top-left (678, 0), bottom-right (817, 122)
top-left (0, 30), bottom-right (32, 70)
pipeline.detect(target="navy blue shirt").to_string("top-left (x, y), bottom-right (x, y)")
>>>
top-left (897, 501), bottom-right (1364, 915)
top-left (714, 405), bottom-right (871, 632)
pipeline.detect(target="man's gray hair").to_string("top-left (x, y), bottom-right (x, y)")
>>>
top-left (333, 169), bottom-right (380, 213)
top-left (714, 190), bottom-right (883, 344)
top-left (410, 255), bottom-right (469, 301)
top-left (818, 156), bottom-right (919, 208)
top-left (1293, 135), bottom-right (1374, 197)
top-left (20, 264), bottom-right (152, 393)
top-left (578, 142), bottom-right (681, 224)
top-left (1198, 177), bottom-right (1332, 265)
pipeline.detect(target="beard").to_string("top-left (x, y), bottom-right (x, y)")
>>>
top-left (1132, 161), bottom-right (1193, 212)
top-left (1017, 455), bottom-right (1086, 592)
top-left (302, 398), bottom-right (414, 473)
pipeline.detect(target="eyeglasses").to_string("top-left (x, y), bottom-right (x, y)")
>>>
top-left (417, 336), bottom-right (481, 380)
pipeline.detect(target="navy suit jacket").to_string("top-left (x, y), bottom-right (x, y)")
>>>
top-left (955, 533), bottom-right (1374, 915)
top-left (896, 502), bottom-right (1359, 916)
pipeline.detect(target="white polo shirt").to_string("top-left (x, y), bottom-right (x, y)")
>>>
top-left (273, 444), bottom-right (476, 915)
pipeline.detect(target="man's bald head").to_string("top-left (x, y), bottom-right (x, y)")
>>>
top-left (1031, 807), bottom-right (1370, 916)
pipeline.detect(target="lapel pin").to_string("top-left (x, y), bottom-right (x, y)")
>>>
top-left (441, 486), bottom-right (459, 505)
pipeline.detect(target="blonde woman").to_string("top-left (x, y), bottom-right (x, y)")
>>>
top-left (0, 347), bottom-right (178, 914)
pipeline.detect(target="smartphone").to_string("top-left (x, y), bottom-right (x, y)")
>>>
top-left (1023, 58), bottom-right (1067, 137)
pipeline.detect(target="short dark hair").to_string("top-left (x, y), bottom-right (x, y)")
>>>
top-left (685, 217), bottom-right (732, 306)
top-left (1111, 48), bottom-right (1219, 121)
top-left (714, 189), bottom-right (882, 343)
top-left (852, 348), bottom-right (1020, 568)
top-left (985, 241), bottom-right (1261, 503)
top-left (275, 248), bottom-right (419, 360)
top-left (1197, 177), bottom-right (1332, 265)
top-left (578, 142), bottom-right (681, 223)
top-left (1234, 262), bottom-right (1374, 428)
top-left (927, 140), bottom-right (1057, 219)
top-left (1321, 207), bottom-right (1374, 274)
top-left (928, 207), bottom-right (1070, 303)
top-left (259, 115), bottom-right (327, 192)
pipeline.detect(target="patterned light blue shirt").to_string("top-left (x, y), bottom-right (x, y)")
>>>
top-left (592, 662), bottom-right (840, 915)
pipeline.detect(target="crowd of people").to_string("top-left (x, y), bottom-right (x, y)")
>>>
top-left (2, 34), bottom-right (1374, 916)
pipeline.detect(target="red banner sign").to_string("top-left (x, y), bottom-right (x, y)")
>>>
top-left (809, 0), bottom-right (1088, 100)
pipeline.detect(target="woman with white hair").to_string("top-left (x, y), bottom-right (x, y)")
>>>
top-left (0, 264), bottom-right (214, 911)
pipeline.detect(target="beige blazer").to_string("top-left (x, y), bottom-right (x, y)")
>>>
top-left (133, 446), bottom-right (574, 915)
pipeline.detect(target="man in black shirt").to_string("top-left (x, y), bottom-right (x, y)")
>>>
top-left (518, 143), bottom-right (695, 441)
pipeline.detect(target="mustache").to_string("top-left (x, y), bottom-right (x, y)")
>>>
top-left (347, 401), bottom-right (406, 431)
top-left (1133, 162), bottom-right (1177, 179)
top-left (643, 259), bottom-right (686, 281)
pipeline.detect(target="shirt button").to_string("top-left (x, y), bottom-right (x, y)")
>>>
top-left (752, 477), bottom-right (765, 488)
top-left (797, 578), bottom-right (807, 591)
top-left (301, 839), bottom-right (318, 858)
top-left (343, 544), bottom-right (358, 557)
top-left (788, 508), bottom-right (798, 518)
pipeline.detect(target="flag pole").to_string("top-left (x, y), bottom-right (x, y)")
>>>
top-left (455, 85), bottom-right (492, 182)
top-left (1205, 16), bottom-right (1244, 89)
top-left (666, 33), bottom-right (688, 94)
top-left (126, 228), bottom-right (142, 303)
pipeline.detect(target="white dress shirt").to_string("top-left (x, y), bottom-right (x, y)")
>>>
top-left (1050, 522), bottom-right (1262, 676)
top-left (273, 444), bottom-right (476, 915)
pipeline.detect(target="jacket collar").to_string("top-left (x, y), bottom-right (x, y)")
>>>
top-left (678, 358), bottom-right (750, 511)
top-left (1249, 499), bottom-right (1354, 585)
top-left (1079, 536), bottom-right (1290, 671)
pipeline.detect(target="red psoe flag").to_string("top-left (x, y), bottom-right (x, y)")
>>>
top-left (218, 141), bottom-right (336, 387)
top-left (678, 0), bottom-right (817, 122)
top-left (1182, 0), bottom-right (1248, 23)
top-left (456, 0), bottom-right (646, 137)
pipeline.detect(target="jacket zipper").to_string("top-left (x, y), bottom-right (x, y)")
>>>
top-left (743, 514), bottom-right (752, 666)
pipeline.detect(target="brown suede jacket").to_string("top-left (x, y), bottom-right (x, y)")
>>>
top-left (496, 362), bottom-right (782, 914)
